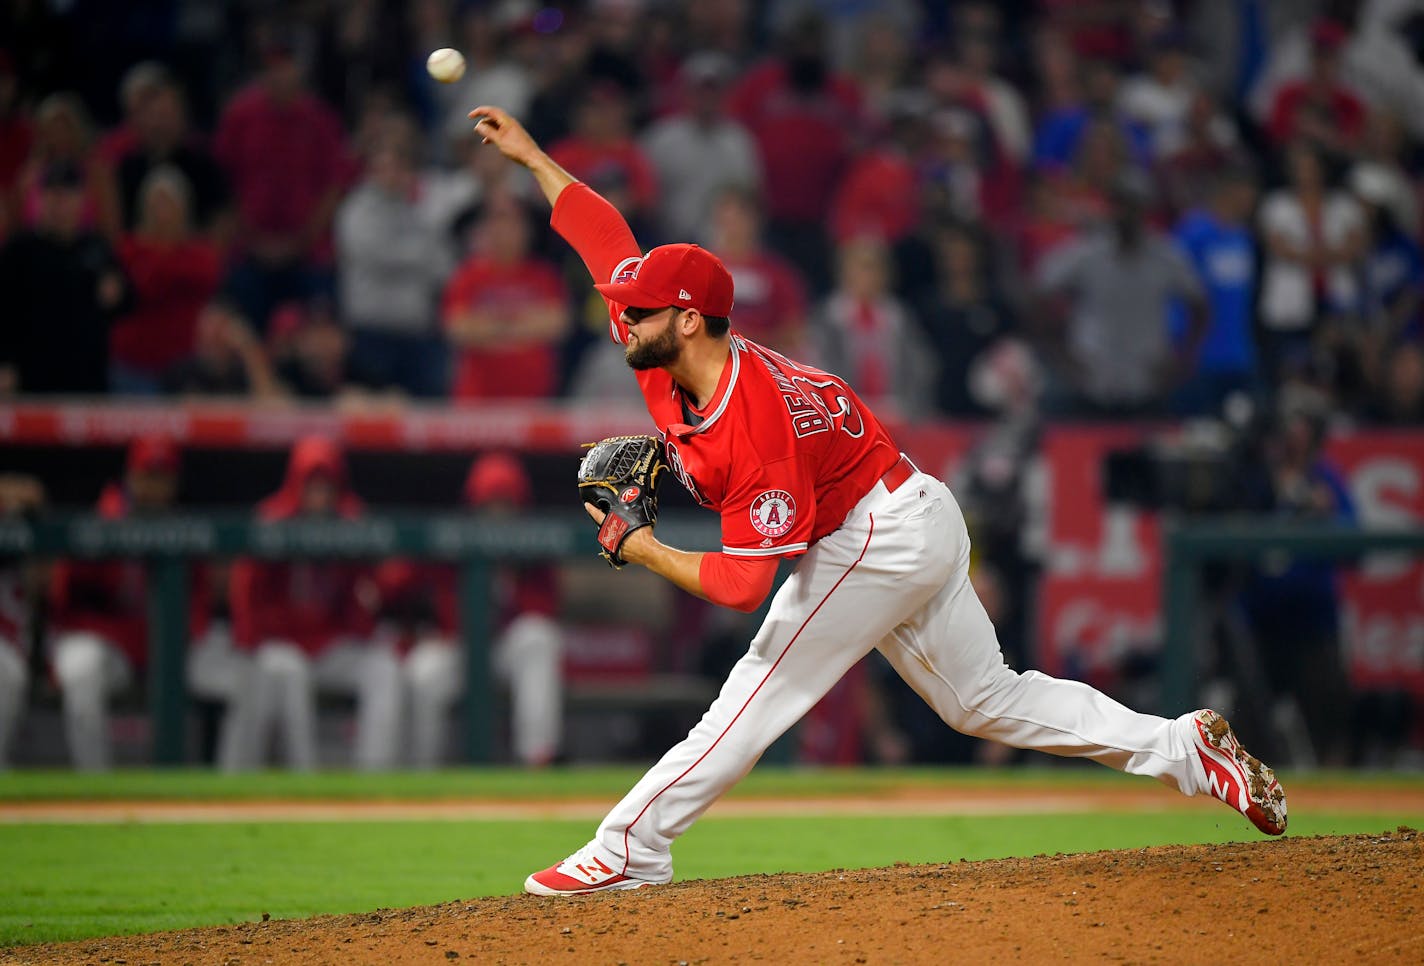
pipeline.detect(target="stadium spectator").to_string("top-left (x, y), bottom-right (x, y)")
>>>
top-left (1349, 110), bottom-right (1419, 237)
top-left (1054, 116), bottom-right (1134, 231)
top-left (1035, 171), bottom-right (1207, 416)
top-left (683, 0), bottom-right (754, 62)
top-left (1010, 173), bottom-right (1081, 278)
top-left (0, 474), bottom-right (43, 770)
top-left (436, 5), bottom-right (537, 159)
top-left (842, 12), bottom-right (916, 126)
top-left (912, 223), bottom-right (1018, 417)
top-left (1316, 163), bottom-right (1424, 411)
top-left (1238, 397), bottom-right (1356, 766)
top-left (1265, 19), bottom-right (1368, 157)
top-left (920, 104), bottom-right (1019, 231)
top-left (442, 196), bottom-right (569, 400)
top-left (1351, 163), bottom-right (1423, 342)
top-left (16, 92), bottom-right (121, 241)
top-left (1172, 165), bottom-right (1261, 416)
top-left (1031, 58), bottom-right (1151, 172)
top-left (214, 31), bottom-right (351, 334)
top-left (813, 235), bottom-right (931, 418)
top-left (0, 161), bottom-right (130, 396)
top-left (1257, 141), bottom-right (1365, 383)
top-left (269, 298), bottom-right (383, 400)
top-left (766, 0), bottom-right (920, 75)
top-left (225, 436), bottom-right (396, 770)
top-left (334, 116), bottom-right (453, 398)
top-left (1156, 89), bottom-right (1247, 219)
top-left (113, 69), bottom-right (231, 238)
top-left (1365, 340), bottom-right (1424, 426)
top-left (97, 62), bottom-right (168, 166)
top-left (423, 123), bottom-right (541, 267)
top-left (954, 3), bottom-right (1030, 165)
top-left (830, 91), bottom-right (928, 247)
top-left (46, 437), bottom-right (209, 770)
top-left (110, 167), bottom-right (223, 395)
top-left (640, 52), bottom-right (761, 246)
top-left (1117, 31), bottom-right (1199, 160)
top-left (547, 82), bottom-right (659, 229)
top-left (727, 12), bottom-right (861, 288)
top-left (1251, 8), bottom-right (1424, 143)
top-left (704, 186), bottom-right (809, 356)
top-left (378, 451), bottom-right (563, 767)
top-left (161, 299), bottom-right (282, 399)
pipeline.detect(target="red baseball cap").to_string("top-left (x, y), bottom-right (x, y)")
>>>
top-left (595, 243), bottom-right (735, 318)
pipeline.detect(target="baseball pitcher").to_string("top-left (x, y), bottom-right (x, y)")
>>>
top-left (468, 106), bottom-right (1287, 897)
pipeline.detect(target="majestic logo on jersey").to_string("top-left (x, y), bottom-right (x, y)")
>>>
top-left (618, 486), bottom-right (641, 503)
top-left (750, 490), bottom-right (796, 539)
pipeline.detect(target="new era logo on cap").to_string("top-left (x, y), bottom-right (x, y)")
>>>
top-left (595, 244), bottom-right (735, 317)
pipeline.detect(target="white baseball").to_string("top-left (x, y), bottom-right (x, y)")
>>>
top-left (426, 48), bottom-right (466, 83)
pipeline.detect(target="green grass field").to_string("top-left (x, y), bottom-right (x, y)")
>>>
top-left (2, 766), bottom-right (1421, 947)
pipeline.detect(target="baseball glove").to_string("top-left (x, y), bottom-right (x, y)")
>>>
top-left (576, 435), bottom-right (668, 569)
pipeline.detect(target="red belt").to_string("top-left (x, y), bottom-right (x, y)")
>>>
top-left (880, 454), bottom-right (916, 493)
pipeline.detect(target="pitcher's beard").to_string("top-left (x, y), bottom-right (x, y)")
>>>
top-left (625, 318), bottom-right (681, 370)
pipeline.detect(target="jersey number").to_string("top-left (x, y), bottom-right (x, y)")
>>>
top-left (791, 375), bottom-right (865, 439)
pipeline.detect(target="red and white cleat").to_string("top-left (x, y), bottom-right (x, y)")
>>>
top-left (1190, 709), bottom-right (1288, 836)
top-left (524, 846), bottom-right (667, 896)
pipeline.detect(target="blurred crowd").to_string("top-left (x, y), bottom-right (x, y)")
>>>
top-left (2, 0), bottom-right (1423, 770)
top-left (0, 0), bottom-right (1422, 427)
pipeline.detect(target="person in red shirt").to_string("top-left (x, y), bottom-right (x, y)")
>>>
top-left (225, 437), bottom-right (396, 771)
top-left (829, 93), bottom-right (927, 247)
top-left (47, 437), bottom-right (208, 770)
top-left (442, 195), bottom-right (570, 399)
top-left (110, 167), bottom-right (223, 394)
top-left (470, 106), bottom-right (1289, 896)
top-left (705, 187), bottom-right (809, 356)
top-left (547, 83), bottom-right (659, 226)
top-left (379, 451), bottom-right (562, 767)
top-left (726, 14), bottom-right (862, 288)
top-left (214, 34), bottom-right (351, 333)
top-left (1267, 19), bottom-right (1368, 157)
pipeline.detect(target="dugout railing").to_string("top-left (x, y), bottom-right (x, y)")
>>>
top-left (0, 512), bottom-right (722, 765)
top-left (1161, 521), bottom-right (1424, 715)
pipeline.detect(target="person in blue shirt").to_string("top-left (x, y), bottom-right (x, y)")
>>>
top-left (1171, 165), bottom-right (1261, 415)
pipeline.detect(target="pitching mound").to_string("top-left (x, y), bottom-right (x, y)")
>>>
top-left (12, 828), bottom-right (1421, 964)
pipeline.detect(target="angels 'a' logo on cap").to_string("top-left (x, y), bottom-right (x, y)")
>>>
top-left (749, 489), bottom-right (796, 539)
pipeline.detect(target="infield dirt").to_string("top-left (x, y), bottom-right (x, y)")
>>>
top-left (8, 827), bottom-right (1420, 964)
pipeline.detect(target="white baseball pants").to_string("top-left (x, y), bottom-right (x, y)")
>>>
top-left (590, 469), bottom-right (1208, 882)
top-left (404, 613), bottom-right (563, 767)
top-left (220, 639), bottom-right (403, 771)
top-left (0, 640), bottom-right (28, 769)
top-left (51, 632), bottom-right (133, 771)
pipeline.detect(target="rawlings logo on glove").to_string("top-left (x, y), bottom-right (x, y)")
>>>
top-left (577, 435), bottom-right (667, 569)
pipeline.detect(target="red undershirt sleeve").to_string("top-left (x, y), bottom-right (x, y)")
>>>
top-left (698, 551), bottom-right (780, 613)
top-left (549, 183), bottom-right (642, 291)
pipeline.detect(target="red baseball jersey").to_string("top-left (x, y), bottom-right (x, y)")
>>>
top-left (552, 183), bottom-right (902, 559)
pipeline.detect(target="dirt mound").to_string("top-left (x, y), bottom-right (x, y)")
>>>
top-left (9, 829), bottom-right (1422, 965)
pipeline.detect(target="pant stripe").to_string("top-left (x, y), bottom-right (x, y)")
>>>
top-left (620, 515), bottom-right (877, 875)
